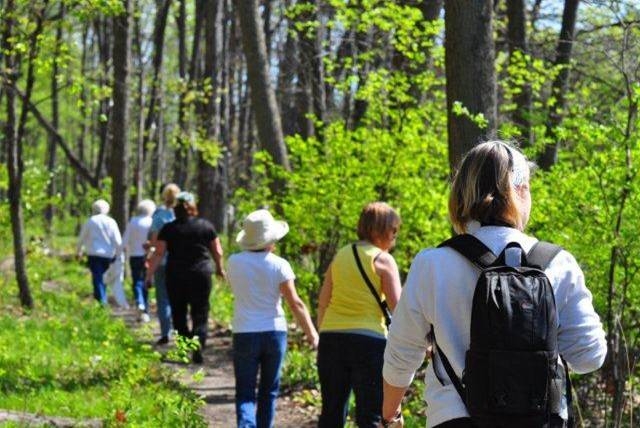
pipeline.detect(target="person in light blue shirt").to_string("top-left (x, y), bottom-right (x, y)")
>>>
top-left (148, 183), bottom-right (180, 344)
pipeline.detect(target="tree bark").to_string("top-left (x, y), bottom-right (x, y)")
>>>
top-left (197, 0), bottom-right (224, 227)
top-left (538, 0), bottom-right (580, 170)
top-left (173, 0), bottom-right (189, 186)
top-left (296, 0), bottom-right (326, 137)
top-left (507, 0), bottom-right (532, 146)
top-left (2, 0), bottom-right (38, 309)
top-left (142, 0), bottom-right (171, 181)
top-left (45, 2), bottom-right (65, 230)
top-left (236, 0), bottom-right (291, 175)
top-left (444, 0), bottom-right (497, 172)
top-left (95, 17), bottom-right (111, 181)
top-left (109, 0), bottom-right (132, 229)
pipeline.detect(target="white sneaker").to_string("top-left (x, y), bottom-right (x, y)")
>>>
top-left (137, 303), bottom-right (146, 312)
top-left (141, 313), bottom-right (151, 323)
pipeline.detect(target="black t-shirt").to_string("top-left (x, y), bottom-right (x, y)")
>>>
top-left (158, 217), bottom-right (218, 274)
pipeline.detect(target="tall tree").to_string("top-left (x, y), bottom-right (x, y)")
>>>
top-left (2, 0), bottom-right (50, 309)
top-left (296, 0), bottom-right (326, 137)
top-left (507, 0), bottom-right (532, 145)
top-left (236, 0), bottom-right (291, 178)
top-left (173, 0), bottom-right (189, 186)
top-left (142, 0), bottom-right (171, 195)
top-left (538, 0), bottom-right (581, 169)
top-left (45, 2), bottom-right (66, 230)
top-left (109, 0), bottom-right (132, 229)
top-left (197, 0), bottom-right (225, 227)
top-left (444, 0), bottom-right (497, 171)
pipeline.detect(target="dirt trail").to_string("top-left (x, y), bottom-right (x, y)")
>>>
top-left (114, 307), bottom-right (317, 427)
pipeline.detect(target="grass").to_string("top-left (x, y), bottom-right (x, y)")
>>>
top-left (0, 241), bottom-right (206, 426)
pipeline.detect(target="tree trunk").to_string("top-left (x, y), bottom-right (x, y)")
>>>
top-left (296, 0), bottom-right (326, 137)
top-left (197, 0), bottom-right (223, 226)
top-left (173, 0), bottom-right (189, 186)
top-left (507, 0), bottom-right (532, 146)
top-left (2, 0), bottom-right (37, 309)
top-left (142, 0), bottom-right (171, 187)
top-left (45, 2), bottom-right (65, 231)
top-left (236, 0), bottom-right (291, 176)
top-left (109, 0), bottom-right (132, 229)
top-left (444, 0), bottom-right (497, 172)
top-left (133, 4), bottom-right (144, 206)
top-left (538, 0), bottom-right (580, 170)
top-left (95, 17), bottom-right (111, 181)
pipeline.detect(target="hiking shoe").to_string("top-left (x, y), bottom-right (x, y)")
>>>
top-left (140, 313), bottom-right (151, 323)
top-left (156, 336), bottom-right (169, 345)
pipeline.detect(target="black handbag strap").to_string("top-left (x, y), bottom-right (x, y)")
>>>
top-left (351, 244), bottom-right (391, 327)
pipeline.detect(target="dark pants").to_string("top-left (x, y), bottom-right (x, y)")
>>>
top-left (233, 331), bottom-right (287, 428)
top-left (166, 269), bottom-right (212, 348)
top-left (129, 256), bottom-right (148, 312)
top-left (317, 332), bottom-right (386, 428)
top-left (87, 256), bottom-right (113, 304)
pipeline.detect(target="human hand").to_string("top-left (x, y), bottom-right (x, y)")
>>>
top-left (307, 331), bottom-right (319, 350)
top-left (215, 267), bottom-right (227, 281)
top-left (145, 276), bottom-right (154, 289)
top-left (379, 412), bottom-right (404, 428)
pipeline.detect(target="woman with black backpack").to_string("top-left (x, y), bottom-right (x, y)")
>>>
top-left (380, 141), bottom-right (606, 428)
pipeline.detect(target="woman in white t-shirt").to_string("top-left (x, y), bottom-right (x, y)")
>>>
top-left (228, 209), bottom-right (318, 428)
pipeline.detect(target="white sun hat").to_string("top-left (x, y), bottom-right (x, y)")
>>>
top-left (236, 209), bottom-right (289, 250)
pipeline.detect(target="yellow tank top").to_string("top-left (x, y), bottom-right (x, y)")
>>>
top-left (320, 243), bottom-right (387, 336)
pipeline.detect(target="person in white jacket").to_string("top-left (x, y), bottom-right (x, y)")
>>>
top-left (380, 141), bottom-right (607, 428)
top-left (77, 199), bottom-right (122, 305)
top-left (122, 199), bottom-right (156, 321)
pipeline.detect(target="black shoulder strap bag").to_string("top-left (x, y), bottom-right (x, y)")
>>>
top-left (352, 244), bottom-right (392, 327)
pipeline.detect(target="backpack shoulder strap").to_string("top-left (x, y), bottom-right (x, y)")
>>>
top-left (438, 234), bottom-right (497, 269)
top-left (527, 241), bottom-right (563, 270)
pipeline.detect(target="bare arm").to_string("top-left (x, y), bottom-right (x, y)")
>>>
top-left (374, 252), bottom-right (402, 311)
top-left (317, 267), bottom-right (333, 327)
top-left (281, 279), bottom-right (319, 348)
top-left (382, 379), bottom-right (407, 423)
top-left (209, 237), bottom-right (226, 279)
top-left (145, 240), bottom-right (166, 286)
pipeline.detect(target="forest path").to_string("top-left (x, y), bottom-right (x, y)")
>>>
top-left (113, 306), bottom-right (317, 427)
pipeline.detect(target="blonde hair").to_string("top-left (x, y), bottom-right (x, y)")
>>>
top-left (449, 141), bottom-right (530, 234)
top-left (356, 202), bottom-right (400, 242)
top-left (162, 183), bottom-right (180, 207)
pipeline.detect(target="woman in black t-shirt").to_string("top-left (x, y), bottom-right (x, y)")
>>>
top-left (146, 192), bottom-right (225, 363)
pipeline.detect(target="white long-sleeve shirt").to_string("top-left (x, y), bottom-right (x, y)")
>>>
top-left (122, 215), bottom-right (153, 257)
top-left (383, 223), bottom-right (607, 427)
top-left (77, 214), bottom-right (122, 258)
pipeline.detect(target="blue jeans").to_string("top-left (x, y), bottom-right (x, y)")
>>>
top-left (87, 256), bottom-right (113, 304)
top-left (233, 331), bottom-right (287, 428)
top-left (317, 332), bottom-right (386, 428)
top-left (154, 266), bottom-right (172, 338)
top-left (129, 256), bottom-right (148, 312)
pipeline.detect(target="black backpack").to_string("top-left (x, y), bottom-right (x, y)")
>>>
top-left (433, 234), bottom-right (572, 428)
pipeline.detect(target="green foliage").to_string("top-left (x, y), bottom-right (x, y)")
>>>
top-left (0, 247), bottom-right (205, 425)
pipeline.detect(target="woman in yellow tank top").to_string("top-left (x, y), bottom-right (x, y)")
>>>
top-left (317, 202), bottom-right (402, 427)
